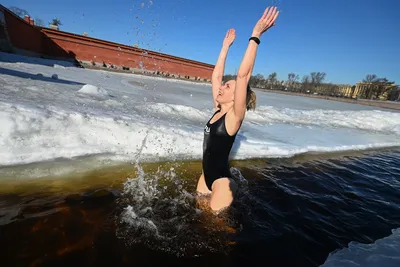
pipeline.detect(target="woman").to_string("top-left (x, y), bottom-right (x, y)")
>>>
top-left (196, 6), bottom-right (280, 212)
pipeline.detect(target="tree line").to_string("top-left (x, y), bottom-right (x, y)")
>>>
top-left (223, 72), bottom-right (398, 101)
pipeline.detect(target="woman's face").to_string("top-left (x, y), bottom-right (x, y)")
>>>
top-left (216, 79), bottom-right (236, 104)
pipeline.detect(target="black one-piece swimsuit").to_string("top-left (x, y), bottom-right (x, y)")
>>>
top-left (202, 109), bottom-right (238, 191)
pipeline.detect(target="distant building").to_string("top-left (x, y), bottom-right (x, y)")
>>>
top-left (314, 82), bottom-right (398, 100)
top-left (337, 85), bottom-right (354, 97)
top-left (338, 84), bottom-right (355, 98)
top-left (354, 82), bottom-right (397, 100)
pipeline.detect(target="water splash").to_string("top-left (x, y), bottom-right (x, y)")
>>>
top-left (116, 163), bottom-right (244, 256)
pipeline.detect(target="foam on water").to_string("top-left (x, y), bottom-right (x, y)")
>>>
top-left (321, 228), bottom-right (400, 267)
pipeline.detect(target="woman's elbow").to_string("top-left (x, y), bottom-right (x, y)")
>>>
top-left (237, 72), bottom-right (249, 80)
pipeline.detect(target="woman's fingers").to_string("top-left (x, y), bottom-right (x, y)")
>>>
top-left (267, 10), bottom-right (279, 27)
top-left (253, 6), bottom-right (279, 35)
top-left (265, 6), bottom-right (275, 22)
top-left (225, 29), bottom-right (232, 39)
top-left (228, 29), bottom-right (235, 39)
top-left (265, 6), bottom-right (277, 25)
top-left (262, 7), bottom-right (269, 20)
top-left (272, 11), bottom-right (280, 25)
top-left (264, 7), bottom-right (278, 30)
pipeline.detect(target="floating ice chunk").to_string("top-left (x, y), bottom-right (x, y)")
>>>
top-left (321, 228), bottom-right (400, 267)
top-left (53, 64), bottom-right (66, 69)
top-left (77, 84), bottom-right (109, 97)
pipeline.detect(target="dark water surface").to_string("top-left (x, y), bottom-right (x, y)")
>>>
top-left (1, 149), bottom-right (399, 267)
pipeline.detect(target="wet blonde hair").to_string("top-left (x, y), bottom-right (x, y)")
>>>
top-left (246, 85), bottom-right (257, 111)
top-left (217, 81), bottom-right (257, 111)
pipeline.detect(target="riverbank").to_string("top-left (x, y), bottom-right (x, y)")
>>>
top-left (81, 62), bottom-right (212, 85)
top-left (79, 63), bottom-right (400, 111)
top-left (262, 89), bottom-right (400, 111)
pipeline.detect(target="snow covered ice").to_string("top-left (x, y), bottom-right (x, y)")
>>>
top-left (1, 51), bottom-right (400, 168)
top-left (321, 228), bottom-right (400, 267)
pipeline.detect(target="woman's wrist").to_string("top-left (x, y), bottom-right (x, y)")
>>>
top-left (251, 32), bottom-right (261, 39)
top-left (249, 36), bottom-right (260, 45)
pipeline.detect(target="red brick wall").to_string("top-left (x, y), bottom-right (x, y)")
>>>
top-left (42, 29), bottom-right (213, 79)
top-left (0, 24), bottom-right (6, 39)
top-left (4, 11), bottom-right (43, 54)
top-left (42, 34), bottom-right (75, 59)
top-left (2, 5), bottom-right (213, 80)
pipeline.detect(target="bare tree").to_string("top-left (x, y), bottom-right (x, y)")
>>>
top-left (357, 75), bottom-right (395, 99)
top-left (267, 72), bottom-right (277, 89)
top-left (308, 72), bottom-right (326, 93)
top-left (363, 74), bottom-right (378, 83)
top-left (259, 75), bottom-right (268, 88)
top-left (248, 75), bottom-right (256, 88)
top-left (373, 78), bottom-right (396, 99)
top-left (9, 6), bottom-right (29, 18)
top-left (310, 72), bottom-right (326, 85)
top-left (254, 73), bottom-right (265, 88)
top-left (320, 83), bottom-right (340, 96)
top-left (287, 73), bottom-right (297, 81)
top-left (360, 74), bottom-right (377, 98)
top-left (301, 75), bottom-right (310, 93)
top-left (35, 18), bottom-right (45, 27)
top-left (287, 72), bottom-right (299, 91)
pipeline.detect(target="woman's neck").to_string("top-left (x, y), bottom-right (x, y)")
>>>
top-left (219, 102), bottom-right (234, 113)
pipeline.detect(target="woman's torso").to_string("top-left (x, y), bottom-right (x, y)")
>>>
top-left (202, 110), bottom-right (238, 174)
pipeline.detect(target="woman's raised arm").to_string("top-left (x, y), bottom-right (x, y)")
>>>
top-left (233, 7), bottom-right (279, 120)
top-left (211, 29), bottom-right (236, 110)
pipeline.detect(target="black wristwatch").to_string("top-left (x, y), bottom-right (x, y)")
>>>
top-left (249, 36), bottom-right (260, 45)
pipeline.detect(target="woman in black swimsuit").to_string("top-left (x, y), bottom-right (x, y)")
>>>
top-left (196, 6), bottom-right (279, 212)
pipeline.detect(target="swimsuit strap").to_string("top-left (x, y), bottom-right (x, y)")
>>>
top-left (207, 109), bottom-right (221, 125)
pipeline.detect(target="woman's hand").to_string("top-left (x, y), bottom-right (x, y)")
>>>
top-left (222, 28), bottom-right (236, 47)
top-left (252, 6), bottom-right (280, 38)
